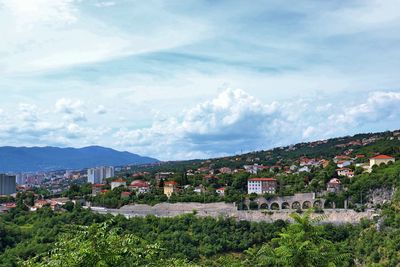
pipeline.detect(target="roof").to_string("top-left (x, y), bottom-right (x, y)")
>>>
top-left (93, 184), bottom-right (104, 187)
top-left (121, 192), bottom-right (131, 196)
top-left (336, 168), bottom-right (350, 171)
top-left (328, 178), bottom-right (341, 184)
top-left (216, 187), bottom-right (225, 191)
top-left (248, 178), bottom-right (277, 182)
top-left (112, 179), bottom-right (126, 183)
top-left (335, 155), bottom-right (350, 159)
top-left (371, 155), bottom-right (394, 159)
top-left (164, 181), bottom-right (178, 186)
top-left (130, 180), bottom-right (149, 187)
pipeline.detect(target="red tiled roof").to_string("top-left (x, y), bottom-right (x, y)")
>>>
top-left (121, 192), bottom-right (131, 196)
top-left (164, 181), bottom-right (178, 186)
top-left (130, 180), bottom-right (149, 187)
top-left (248, 178), bottom-right (277, 181)
top-left (371, 155), bottom-right (394, 159)
top-left (335, 155), bottom-right (350, 159)
top-left (112, 179), bottom-right (126, 183)
top-left (216, 187), bottom-right (225, 191)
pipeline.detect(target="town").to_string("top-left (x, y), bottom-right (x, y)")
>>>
top-left (1, 130), bottom-right (399, 220)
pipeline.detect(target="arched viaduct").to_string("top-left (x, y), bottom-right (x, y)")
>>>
top-left (246, 193), bottom-right (325, 210)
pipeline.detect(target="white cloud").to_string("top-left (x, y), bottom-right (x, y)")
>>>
top-left (94, 105), bottom-right (107, 115)
top-left (113, 89), bottom-right (400, 160)
top-left (0, 0), bottom-right (77, 29)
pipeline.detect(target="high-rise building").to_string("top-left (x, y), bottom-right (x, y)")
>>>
top-left (87, 166), bottom-right (115, 184)
top-left (0, 174), bottom-right (16, 195)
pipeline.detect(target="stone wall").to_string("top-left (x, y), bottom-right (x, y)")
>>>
top-left (92, 202), bottom-right (377, 225)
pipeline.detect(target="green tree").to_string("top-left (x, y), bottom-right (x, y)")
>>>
top-left (245, 210), bottom-right (350, 267)
top-left (24, 221), bottom-right (193, 267)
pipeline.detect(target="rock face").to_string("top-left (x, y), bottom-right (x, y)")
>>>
top-left (366, 187), bottom-right (395, 208)
top-left (94, 202), bottom-right (377, 225)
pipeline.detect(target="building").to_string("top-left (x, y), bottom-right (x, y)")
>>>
top-left (129, 180), bottom-right (150, 194)
top-left (216, 187), bottom-right (225, 196)
top-left (163, 181), bottom-right (178, 198)
top-left (87, 166), bottom-right (115, 184)
top-left (337, 160), bottom-right (352, 168)
top-left (0, 174), bottom-right (16, 195)
top-left (111, 178), bottom-right (127, 190)
top-left (219, 167), bottom-right (232, 174)
top-left (369, 155), bottom-right (395, 168)
top-left (336, 168), bottom-right (354, 178)
top-left (327, 178), bottom-right (342, 193)
top-left (247, 178), bottom-right (277, 195)
top-left (91, 184), bottom-right (104, 196)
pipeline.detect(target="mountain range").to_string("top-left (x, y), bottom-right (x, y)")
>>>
top-left (0, 146), bottom-right (159, 172)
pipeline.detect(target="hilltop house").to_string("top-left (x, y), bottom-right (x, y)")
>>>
top-left (369, 155), bottom-right (395, 168)
top-left (92, 184), bottom-right (104, 196)
top-left (327, 178), bottom-right (342, 193)
top-left (163, 181), bottom-right (178, 198)
top-left (129, 180), bottom-right (150, 194)
top-left (247, 178), bottom-right (277, 195)
top-left (336, 168), bottom-right (354, 178)
top-left (216, 187), bottom-right (225, 196)
top-left (111, 179), bottom-right (127, 190)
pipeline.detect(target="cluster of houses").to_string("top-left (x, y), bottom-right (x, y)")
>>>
top-left (90, 152), bottom-right (396, 200)
top-left (91, 178), bottom-right (151, 197)
top-left (246, 154), bottom-right (396, 196)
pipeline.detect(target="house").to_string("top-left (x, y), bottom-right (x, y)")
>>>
top-left (111, 179), bottom-right (127, 190)
top-left (216, 187), bottom-right (225, 196)
top-left (333, 155), bottom-right (351, 163)
top-left (163, 181), bottom-right (178, 198)
top-left (298, 166), bottom-right (310, 173)
top-left (247, 178), bottom-right (277, 195)
top-left (129, 180), bottom-right (150, 194)
top-left (121, 191), bottom-right (131, 199)
top-left (327, 178), bottom-right (342, 193)
top-left (92, 184), bottom-right (104, 196)
top-left (243, 164), bottom-right (268, 174)
top-left (369, 155), bottom-right (395, 168)
top-left (219, 167), bottom-right (232, 174)
top-left (336, 168), bottom-right (354, 178)
top-left (194, 185), bottom-right (206, 194)
top-left (337, 160), bottom-right (352, 168)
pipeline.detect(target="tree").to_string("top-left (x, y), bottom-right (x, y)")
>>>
top-left (24, 220), bottom-right (194, 267)
top-left (245, 210), bottom-right (350, 267)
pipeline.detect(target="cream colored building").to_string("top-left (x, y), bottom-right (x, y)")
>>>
top-left (163, 181), bottom-right (178, 198)
top-left (369, 155), bottom-right (395, 169)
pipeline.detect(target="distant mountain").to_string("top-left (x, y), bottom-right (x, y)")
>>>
top-left (0, 146), bottom-right (159, 172)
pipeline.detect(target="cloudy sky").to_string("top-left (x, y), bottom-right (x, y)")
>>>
top-left (1, 0), bottom-right (400, 160)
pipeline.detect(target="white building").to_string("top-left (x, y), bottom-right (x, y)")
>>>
top-left (87, 166), bottom-right (115, 184)
top-left (111, 178), bottom-right (127, 190)
top-left (247, 178), bottom-right (277, 195)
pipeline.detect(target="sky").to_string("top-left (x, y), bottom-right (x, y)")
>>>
top-left (1, 0), bottom-right (400, 160)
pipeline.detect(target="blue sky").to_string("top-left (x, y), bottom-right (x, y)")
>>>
top-left (1, 0), bottom-right (400, 160)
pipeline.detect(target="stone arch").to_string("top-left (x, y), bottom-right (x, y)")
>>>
top-left (313, 200), bottom-right (322, 208)
top-left (260, 203), bottom-right (269, 210)
top-left (324, 201), bottom-right (335, 209)
top-left (292, 201), bottom-right (301, 209)
top-left (302, 201), bottom-right (312, 209)
top-left (270, 202), bottom-right (280, 210)
top-left (281, 202), bottom-right (290, 209)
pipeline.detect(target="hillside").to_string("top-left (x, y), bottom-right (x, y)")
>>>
top-left (0, 146), bottom-right (159, 172)
top-left (130, 129), bottom-right (400, 173)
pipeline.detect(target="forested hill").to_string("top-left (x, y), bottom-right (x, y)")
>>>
top-left (131, 129), bottom-right (400, 172)
top-left (0, 146), bottom-right (158, 172)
